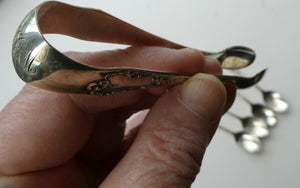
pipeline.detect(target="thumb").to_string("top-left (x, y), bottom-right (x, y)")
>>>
top-left (100, 73), bottom-right (227, 188)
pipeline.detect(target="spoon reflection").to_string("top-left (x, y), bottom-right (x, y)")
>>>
top-left (204, 46), bottom-right (256, 69)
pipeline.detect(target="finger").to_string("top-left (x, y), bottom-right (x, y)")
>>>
top-left (125, 109), bottom-right (149, 135)
top-left (204, 57), bottom-right (222, 74)
top-left (0, 160), bottom-right (89, 188)
top-left (67, 46), bottom-right (207, 113)
top-left (0, 46), bottom-right (209, 175)
top-left (72, 46), bottom-right (211, 160)
top-left (203, 57), bottom-right (236, 111)
top-left (0, 86), bottom-right (94, 175)
top-left (203, 58), bottom-right (236, 111)
top-left (76, 110), bottom-right (126, 161)
top-left (120, 84), bottom-right (236, 157)
top-left (100, 73), bottom-right (228, 188)
top-left (121, 110), bottom-right (149, 154)
top-left (120, 58), bottom-right (235, 156)
top-left (65, 46), bottom-right (204, 74)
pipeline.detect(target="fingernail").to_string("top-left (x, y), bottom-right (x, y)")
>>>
top-left (179, 73), bottom-right (227, 122)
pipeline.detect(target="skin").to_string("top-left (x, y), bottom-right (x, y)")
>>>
top-left (0, 46), bottom-right (236, 188)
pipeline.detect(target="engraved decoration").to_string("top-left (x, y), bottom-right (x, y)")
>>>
top-left (86, 69), bottom-right (181, 96)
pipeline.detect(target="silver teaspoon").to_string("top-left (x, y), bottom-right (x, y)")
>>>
top-left (256, 86), bottom-right (289, 113)
top-left (219, 126), bottom-right (262, 153)
top-left (234, 70), bottom-right (289, 113)
top-left (227, 112), bottom-right (269, 138)
top-left (239, 95), bottom-right (278, 127)
top-left (204, 46), bottom-right (256, 69)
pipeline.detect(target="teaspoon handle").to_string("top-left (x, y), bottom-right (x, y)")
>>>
top-left (226, 111), bottom-right (241, 120)
top-left (238, 93), bottom-right (253, 105)
top-left (60, 68), bottom-right (264, 96)
top-left (218, 125), bottom-right (235, 135)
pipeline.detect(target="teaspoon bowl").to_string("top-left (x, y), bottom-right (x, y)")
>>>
top-left (257, 87), bottom-right (289, 113)
top-left (205, 46), bottom-right (256, 69)
top-left (219, 126), bottom-right (262, 153)
top-left (252, 104), bottom-right (278, 127)
top-left (227, 112), bottom-right (270, 138)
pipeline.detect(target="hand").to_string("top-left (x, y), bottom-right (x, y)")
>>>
top-left (0, 46), bottom-right (235, 187)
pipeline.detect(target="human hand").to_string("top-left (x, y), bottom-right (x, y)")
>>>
top-left (0, 46), bottom-right (235, 187)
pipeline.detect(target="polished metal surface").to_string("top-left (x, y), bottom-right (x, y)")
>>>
top-left (236, 132), bottom-right (261, 153)
top-left (204, 46), bottom-right (256, 69)
top-left (256, 86), bottom-right (289, 113)
top-left (227, 112), bottom-right (269, 138)
top-left (239, 95), bottom-right (278, 127)
top-left (234, 71), bottom-right (289, 113)
top-left (219, 126), bottom-right (262, 153)
top-left (12, 1), bottom-right (264, 95)
top-left (251, 104), bottom-right (278, 127)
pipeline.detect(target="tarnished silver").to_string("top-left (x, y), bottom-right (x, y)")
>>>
top-left (12, 1), bottom-right (264, 96)
top-left (219, 126), bottom-right (262, 153)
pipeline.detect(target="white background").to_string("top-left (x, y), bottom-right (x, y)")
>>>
top-left (1, 0), bottom-right (299, 187)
